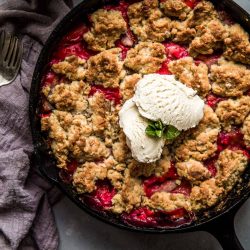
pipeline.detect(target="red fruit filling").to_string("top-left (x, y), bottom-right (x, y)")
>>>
top-left (53, 42), bottom-right (95, 61)
top-left (217, 130), bottom-right (250, 159)
top-left (84, 180), bottom-right (116, 210)
top-left (59, 160), bottom-right (78, 184)
top-left (204, 158), bottom-right (218, 177)
top-left (89, 85), bottom-right (121, 105)
top-left (157, 59), bottom-right (172, 75)
top-left (195, 54), bottom-right (221, 68)
top-left (39, 113), bottom-right (51, 118)
top-left (206, 94), bottom-right (224, 109)
top-left (163, 42), bottom-right (189, 60)
top-left (115, 39), bottom-right (130, 60)
top-left (61, 23), bottom-right (89, 45)
top-left (42, 71), bottom-right (58, 87)
top-left (171, 180), bottom-right (192, 196)
top-left (184, 0), bottom-right (200, 9)
top-left (144, 163), bottom-right (183, 197)
top-left (122, 207), bottom-right (194, 228)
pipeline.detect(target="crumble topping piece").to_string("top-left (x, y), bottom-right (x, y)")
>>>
top-left (174, 106), bottom-right (220, 161)
top-left (83, 9), bottom-right (127, 52)
top-left (124, 42), bottom-right (166, 74)
top-left (52, 56), bottom-right (86, 81)
top-left (85, 48), bottom-right (125, 88)
top-left (176, 160), bottom-right (211, 183)
top-left (216, 149), bottom-right (248, 192)
top-left (215, 96), bottom-right (250, 131)
top-left (210, 59), bottom-right (250, 97)
top-left (73, 156), bottom-right (116, 193)
top-left (89, 92), bottom-right (111, 133)
top-left (190, 178), bottom-right (224, 210)
top-left (224, 24), bottom-right (250, 65)
top-left (187, 0), bottom-right (218, 28)
top-left (189, 19), bottom-right (227, 57)
top-left (41, 110), bottom-right (93, 168)
top-left (171, 20), bottom-right (196, 44)
top-left (168, 57), bottom-right (210, 97)
top-left (149, 192), bottom-right (191, 212)
top-left (242, 115), bottom-right (250, 147)
top-left (112, 133), bottom-right (129, 162)
top-left (42, 81), bottom-right (90, 112)
top-left (127, 0), bottom-right (171, 42)
top-left (120, 74), bottom-right (142, 101)
top-left (160, 0), bottom-right (191, 20)
top-left (111, 169), bottom-right (145, 213)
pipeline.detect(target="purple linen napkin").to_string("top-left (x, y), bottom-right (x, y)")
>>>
top-left (0, 1), bottom-right (73, 249)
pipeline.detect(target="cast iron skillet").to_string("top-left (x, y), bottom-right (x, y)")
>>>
top-left (29, 0), bottom-right (250, 249)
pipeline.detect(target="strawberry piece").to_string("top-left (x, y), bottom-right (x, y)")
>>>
top-left (172, 180), bottom-right (191, 196)
top-left (144, 163), bottom-right (179, 197)
top-left (67, 160), bottom-right (78, 174)
top-left (206, 94), bottom-right (224, 109)
top-left (53, 42), bottom-right (95, 60)
top-left (195, 54), bottom-right (221, 68)
top-left (115, 39), bottom-right (130, 60)
top-left (89, 85), bottom-right (121, 105)
top-left (204, 158), bottom-right (217, 177)
top-left (157, 59), bottom-right (172, 75)
top-left (163, 42), bottom-right (189, 60)
top-left (121, 207), bottom-right (158, 227)
top-left (218, 130), bottom-right (244, 147)
top-left (61, 23), bottom-right (88, 44)
top-left (84, 180), bottom-right (116, 209)
top-left (184, 0), bottom-right (200, 9)
top-left (39, 113), bottom-right (51, 118)
top-left (42, 71), bottom-right (58, 87)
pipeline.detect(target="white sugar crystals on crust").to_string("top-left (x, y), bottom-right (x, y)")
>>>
top-left (119, 99), bottom-right (165, 163)
top-left (133, 74), bottom-right (205, 131)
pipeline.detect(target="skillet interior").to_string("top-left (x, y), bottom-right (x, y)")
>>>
top-left (29, 0), bottom-right (250, 233)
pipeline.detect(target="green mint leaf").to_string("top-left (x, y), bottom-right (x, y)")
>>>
top-left (164, 125), bottom-right (181, 140)
top-left (145, 126), bottom-right (157, 137)
top-left (155, 130), bottom-right (163, 138)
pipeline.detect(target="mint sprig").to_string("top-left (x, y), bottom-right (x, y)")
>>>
top-left (145, 121), bottom-right (181, 140)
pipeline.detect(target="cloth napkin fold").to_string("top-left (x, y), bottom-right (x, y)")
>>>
top-left (0, 1), bottom-right (73, 249)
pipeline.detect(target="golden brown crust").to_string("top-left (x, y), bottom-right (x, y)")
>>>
top-left (224, 24), bottom-right (250, 64)
top-left (42, 81), bottom-right (90, 112)
top-left (124, 42), bottom-right (166, 74)
top-left (190, 178), bottom-right (224, 210)
top-left (83, 9), bottom-right (127, 52)
top-left (189, 19), bottom-right (227, 57)
top-left (85, 48), bottom-right (125, 88)
top-left (215, 96), bottom-right (250, 131)
top-left (149, 192), bottom-right (191, 212)
top-left (210, 59), bottom-right (250, 97)
top-left (168, 57), bottom-right (210, 97)
top-left (174, 106), bottom-right (220, 161)
top-left (187, 0), bottom-right (218, 28)
top-left (52, 56), bottom-right (86, 81)
top-left (242, 115), bottom-right (250, 147)
top-left (176, 160), bottom-right (211, 183)
top-left (128, 0), bottom-right (171, 42)
top-left (120, 74), bottom-right (142, 101)
top-left (216, 149), bottom-right (248, 191)
top-left (160, 0), bottom-right (191, 20)
top-left (171, 20), bottom-right (196, 44)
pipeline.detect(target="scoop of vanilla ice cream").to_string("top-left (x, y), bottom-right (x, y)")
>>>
top-left (119, 99), bottom-right (165, 163)
top-left (133, 74), bottom-right (204, 131)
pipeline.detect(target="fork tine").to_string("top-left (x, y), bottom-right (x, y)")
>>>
top-left (0, 30), bottom-right (5, 52)
top-left (9, 37), bottom-right (18, 67)
top-left (5, 36), bottom-right (16, 65)
top-left (13, 39), bottom-right (22, 70)
top-left (2, 32), bottom-right (11, 60)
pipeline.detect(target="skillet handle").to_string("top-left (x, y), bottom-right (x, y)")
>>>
top-left (201, 202), bottom-right (244, 250)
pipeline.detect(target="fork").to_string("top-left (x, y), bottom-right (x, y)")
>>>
top-left (0, 30), bottom-right (22, 87)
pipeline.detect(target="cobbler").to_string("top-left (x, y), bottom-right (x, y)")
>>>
top-left (40, 0), bottom-right (250, 228)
